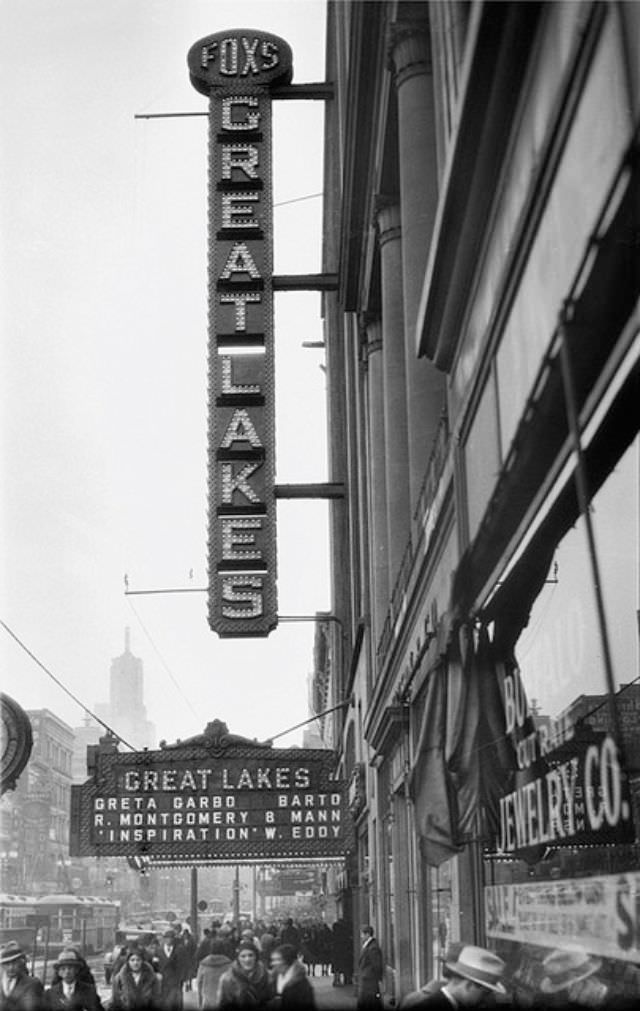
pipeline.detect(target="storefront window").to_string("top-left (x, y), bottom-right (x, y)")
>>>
top-left (483, 438), bottom-right (640, 1004)
top-left (430, 860), bottom-right (456, 971)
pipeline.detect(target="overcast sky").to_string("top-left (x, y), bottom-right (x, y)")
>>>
top-left (1, 0), bottom-right (330, 749)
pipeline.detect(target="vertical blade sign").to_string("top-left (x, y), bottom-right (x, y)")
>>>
top-left (188, 32), bottom-right (293, 636)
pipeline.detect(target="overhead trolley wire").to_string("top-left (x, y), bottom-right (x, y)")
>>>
top-left (0, 618), bottom-right (136, 751)
top-left (125, 596), bottom-right (200, 721)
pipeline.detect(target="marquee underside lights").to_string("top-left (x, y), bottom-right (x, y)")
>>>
top-left (188, 31), bottom-right (293, 637)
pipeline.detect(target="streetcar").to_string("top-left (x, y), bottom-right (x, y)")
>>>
top-left (0, 893), bottom-right (38, 950)
top-left (35, 894), bottom-right (119, 954)
top-left (0, 893), bottom-right (119, 956)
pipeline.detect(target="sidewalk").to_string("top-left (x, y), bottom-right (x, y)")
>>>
top-left (178, 973), bottom-right (357, 1009)
top-left (312, 973), bottom-right (357, 1009)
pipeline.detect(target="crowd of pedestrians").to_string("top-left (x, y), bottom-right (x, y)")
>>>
top-left (0, 914), bottom-right (356, 1010)
top-left (0, 919), bottom-right (530, 1011)
top-left (192, 915), bottom-right (351, 1009)
top-left (3, 917), bottom-right (635, 1009)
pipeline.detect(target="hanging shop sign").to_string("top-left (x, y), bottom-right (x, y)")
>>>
top-left (493, 667), bottom-right (635, 858)
top-left (70, 721), bottom-right (351, 863)
top-left (1, 693), bottom-right (33, 795)
top-left (486, 871), bottom-right (640, 963)
top-left (187, 32), bottom-right (293, 637)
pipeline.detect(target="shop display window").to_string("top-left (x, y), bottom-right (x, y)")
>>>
top-left (483, 439), bottom-right (640, 1004)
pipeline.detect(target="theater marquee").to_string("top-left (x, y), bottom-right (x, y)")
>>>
top-left (70, 724), bottom-right (351, 863)
top-left (187, 31), bottom-right (293, 637)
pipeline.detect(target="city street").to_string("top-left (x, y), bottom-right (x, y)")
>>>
top-left (4, 2), bottom-right (638, 1008)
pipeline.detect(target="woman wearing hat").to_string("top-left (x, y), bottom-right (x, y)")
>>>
top-left (0, 941), bottom-right (44, 1010)
top-left (402, 945), bottom-right (507, 1008)
top-left (216, 941), bottom-right (271, 1009)
top-left (111, 945), bottom-right (161, 1009)
top-left (46, 949), bottom-right (103, 1010)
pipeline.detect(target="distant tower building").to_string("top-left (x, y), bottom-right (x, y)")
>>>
top-left (93, 628), bottom-right (156, 752)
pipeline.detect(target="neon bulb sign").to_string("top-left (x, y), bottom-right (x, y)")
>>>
top-left (188, 32), bottom-right (293, 636)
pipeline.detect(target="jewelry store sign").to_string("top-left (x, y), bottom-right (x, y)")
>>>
top-left (70, 735), bottom-right (351, 863)
top-left (495, 668), bottom-right (635, 857)
top-left (188, 31), bottom-right (293, 637)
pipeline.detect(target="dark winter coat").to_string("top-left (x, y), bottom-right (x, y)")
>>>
top-left (156, 943), bottom-right (184, 1008)
top-left (46, 979), bottom-right (104, 1011)
top-left (357, 939), bottom-right (383, 1011)
top-left (197, 952), bottom-right (232, 1009)
top-left (278, 926), bottom-right (300, 953)
top-left (330, 921), bottom-right (353, 976)
top-left (398, 992), bottom-right (456, 1011)
top-left (111, 961), bottom-right (161, 1009)
top-left (178, 935), bottom-right (197, 982)
top-left (0, 971), bottom-right (45, 1011)
top-left (216, 960), bottom-right (271, 1009)
top-left (271, 960), bottom-right (316, 1011)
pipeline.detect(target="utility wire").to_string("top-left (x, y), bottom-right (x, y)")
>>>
top-left (274, 192), bottom-right (323, 208)
top-left (269, 698), bottom-right (351, 742)
top-left (1, 617), bottom-right (352, 756)
top-left (0, 619), bottom-right (136, 751)
top-left (125, 597), bottom-right (200, 720)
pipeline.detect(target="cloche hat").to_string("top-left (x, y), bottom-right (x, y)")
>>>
top-left (540, 945), bottom-right (602, 993)
top-left (445, 945), bottom-right (506, 994)
top-left (0, 941), bottom-right (26, 965)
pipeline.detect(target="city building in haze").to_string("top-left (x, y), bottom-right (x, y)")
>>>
top-left (93, 628), bottom-right (156, 752)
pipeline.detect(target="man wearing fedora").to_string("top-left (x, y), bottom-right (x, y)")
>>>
top-left (156, 928), bottom-right (183, 1009)
top-left (540, 944), bottom-right (608, 1006)
top-left (400, 945), bottom-right (507, 1008)
top-left (46, 949), bottom-right (103, 1011)
top-left (0, 942), bottom-right (44, 1010)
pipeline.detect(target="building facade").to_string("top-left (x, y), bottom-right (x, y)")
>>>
top-left (0, 710), bottom-right (74, 894)
top-left (319, 1), bottom-right (640, 1003)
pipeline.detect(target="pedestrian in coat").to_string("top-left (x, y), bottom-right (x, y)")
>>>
top-left (46, 949), bottom-right (104, 1011)
top-left (49, 948), bottom-right (97, 996)
top-left (0, 942), bottom-right (45, 1011)
top-left (196, 941), bottom-right (232, 1009)
top-left (278, 920), bottom-right (300, 954)
top-left (216, 942), bottom-right (271, 1009)
top-left (269, 944), bottom-right (316, 1010)
top-left (196, 930), bottom-right (216, 965)
top-left (257, 930), bottom-right (276, 967)
top-left (330, 919), bottom-right (353, 987)
top-left (357, 926), bottom-right (383, 1011)
top-left (156, 929), bottom-right (184, 1009)
top-left (401, 946), bottom-right (506, 1009)
top-left (179, 929), bottom-right (197, 991)
top-left (110, 946), bottom-right (161, 1009)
